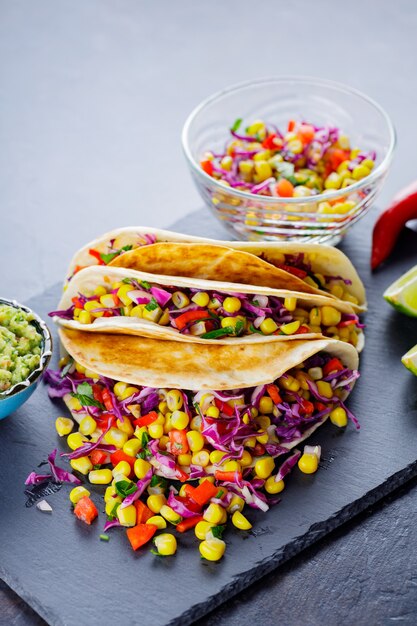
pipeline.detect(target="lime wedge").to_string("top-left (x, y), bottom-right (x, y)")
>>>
top-left (402, 344), bottom-right (417, 376)
top-left (383, 265), bottom-right (417, 317)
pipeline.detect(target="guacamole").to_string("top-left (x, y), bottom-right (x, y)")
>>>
top-left (0, 304), bottom-right (43, 392)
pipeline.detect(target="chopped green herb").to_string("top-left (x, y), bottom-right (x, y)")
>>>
top-left (114, 480), bottom-right (137, 498)
top-left (100, 251), bottom-right (120, 264)
top-left (150, 475), bottom-right (167, 490)
top-left (231, 118), bottom-right (242, 132)
top-left (100, 534), bottom-right (110, 541)
top-left (145, 297), bottom-right (158, 312)
top-left (71, 382), bottom-right (104, 409)
top-left (140, 280), bottom-right (152, 290)
top-left (211, 524), bottom-right (225, 539)
top-left (201, 326), bottom-right (234, 339)
top-left (107, 501), bottom-right (121, 520)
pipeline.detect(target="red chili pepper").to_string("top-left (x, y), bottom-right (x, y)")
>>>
top-left (276, 263), bottom-right (308, 279)
top-left (88, 248), bottom-right (105, 265)
top-left (89, 449), bottom-right (108, 466)
top-left (110, 450), bottom-right (136, 470)
top-left (201, 160), bottom-right (214, 176)
top-left (169, 430), bottom-right (189, 455)
top-left (262, 133), bottom-right (283, 150)
top-left (176, 515), bottom-right (204, 533)
top-left (101, 389), bottom-right (114, 412)
top-left (189, 480), bottom-right (218, 506)
top-left (323, 358), bottom-right (344, 377)
top-left (133, 411), bottom-right (158, 427)
top-left (174, 310), bottom-right (211, 331)
top-left (214, 470), bottom-right (243, 482)
top-left (266, 384), bottom-right (282, 405)
top-left (214, 398), bottom-right (234, 416)
top-left (73, 496), bottom-right (98, 525)
top-left (372, 181), bottom-right (417, 270)
top-left (126, 523), bottom-right (157, 551)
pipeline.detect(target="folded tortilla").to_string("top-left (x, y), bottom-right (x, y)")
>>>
top-left (54, 265), bottom-right (364, 350)
top-left (65, 226), bottom-right (366, 311)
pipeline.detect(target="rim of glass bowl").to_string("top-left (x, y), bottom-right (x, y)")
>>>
top-left (0, 297), bottom-right (53, 398)
top-left (182, 76), bottom-right (396, 205)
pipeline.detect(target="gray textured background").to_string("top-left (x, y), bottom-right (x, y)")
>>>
top-left (1, 1), bottom-right (417, 624)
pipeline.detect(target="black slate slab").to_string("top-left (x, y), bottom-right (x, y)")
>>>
top-left (1, 208), bottom-right (417, 626)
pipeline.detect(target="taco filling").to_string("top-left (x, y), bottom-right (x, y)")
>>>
top-left (45, 350), bottom-right (359, 494)
top-left (51, 277), bottom-right (363, 345)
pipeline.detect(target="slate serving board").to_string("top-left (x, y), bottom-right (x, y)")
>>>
top-left (1, 208), bottom-right (417, 626)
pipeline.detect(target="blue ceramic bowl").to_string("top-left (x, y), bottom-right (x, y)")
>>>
top-left (0, 298), bottom-right (52, 419)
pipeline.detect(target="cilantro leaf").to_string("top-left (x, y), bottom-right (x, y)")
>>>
top-left (140, 280), bottom-right (151, 290)
top-left (114, 480), bottom-right (138, 498)
top-left (121, 245), bottom-right (133, 252)
top-left (231, 118), bottom-right (242, 132)
top-left (150, 475), bottom-right (167, 490)
top-left (107, 501), bottom-right (121, 520)
top-left (71, 382), bottom-right (105, 409)
top-left (211, 525), bottom-right (226, 539)
top-left (145, 297), bottom-right (158, 312)
top-left (100, 251), bottom-right (120, 264)
top-left (141, 431), bottom-right (150, 448)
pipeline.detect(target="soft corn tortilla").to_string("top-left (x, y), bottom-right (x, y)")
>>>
top-left (65, 226), bottom-right (366, 311)
top-left (59, 329), bottom-right (359, 461)
top-left (55, 265), bottom-right (363, 347)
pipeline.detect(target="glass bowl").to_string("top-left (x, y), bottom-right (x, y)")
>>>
top-left (182, 77), bottom-right (396, 244)
top-left (0, 298), bottom-right (52, 419)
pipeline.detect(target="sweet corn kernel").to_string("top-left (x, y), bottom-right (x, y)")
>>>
top-left (147, 494), bottom-right (167, 514)
top-left (239, 159), bottom-right (254, 176)
top-left (89, 469), bottom-right (113, 484)
top-left (280, 320), bottom-right (301, 335)
top-left (352, 164), bottom-right (370, 180)
top-left (148, 423), bottom-right (164, 439)
top-left (112, 461), bottom-right (131, 477)
top-left (362, 158), bottom-right (374, 170)
top-left (265, 476), bottom-right (285, 494)
top-left (116, 418), bottom-right (134, 436)
top-left (279, 375), bottom-right (300, 392)
top-left (232, 510), bottom-right (252, 530)
top-left (254, 457), bottom-right (275, 479)
top-left (113, 381), bottom-right (127, 399)
top-left (104, 428), bottom-right (128, 449)
top-left (70, 456), bottom-right (93, 475)
top-left (223, 460), bottom-right (241, 472)
top-left (330, 284), bottom-right (345, 299)
top-left (298, 453), bottom-right (319, 474)
top-left (191, 450), bottom-right (210, 467)
top-left (309, 307), bottom-right (321, 326)
top-left (191, 291), bottom-right (210, 307)
top-left (338, 134), bottom-right (350, 150)
top-left (330, 406), bottom-right (348, 427)
top-left (67, 432), bottom-right (87, 450)
top-left (78, 310), bottom-right (92, 324)
top-left (203, 503), bottom-right (225, 525)
top-left (317, 380), bottom-right (333, 399)
top-left (209, 450), bottom-right (226, 464)
top-left (142, 305), bottom-right (162, 323)
top-left (195, 520), bottom-right (215, 540)
top-left (220, 316), bottom-right (245, 332)
top-left (172, 291), bottom-right (190, 309)
top-left (117, 284), bottom-right (134, 306)
top-left (254, 160), bottom-right (272, 182)
top-left (239, 450), bottom-right (253, 467)
top-left (117, 504), bottom-right (137, 527)
top-left (199, 476), bottom-right (215, 485)
top-left (177, 453), bottom-right (192, 466)
top-left (159, 435), bottom-right (169, 449)
top-left (130, 305), bottom-right (145, 318)
top-left (186, 430), bottom-right (204, 452)
top-left (259, 396), bottom-right (273, 414)
top-left (166, 390), bottom-right (183, 411)
top-left (120, 386), bottom-right (139, 400)
top-left (134, 425), bottom-right (148, 441)
top-left (104, 486), bottom-right (117, 502)
top-left (206, 406), bottom-right (220, 419)
top-left (260, 318), bottom-right (278, 334)
top-left (146, 515), bottom-right (167, 530)
top-left (154, 533), bottom-right (177, 556)
top-left (199, 539), bottom-right (226, 562)
top-left (160, 504), bottom-right (182, 525)
top-left (245, 436), bottom-right (257, 448)
top-left (223, 297), bottom-right (242, 313)
top-left (123, 438), bottom-right (142, 457)
top-left (343, 293), bottom-right (359, 305)
top-left (257, 415), bottom-right (271, 430)
top-left (308, 367), bottom-right (323, 380)
top-left (256, 430), bottom-right (269, 444)
top-left (79, 415), bottom-right (97, 436)
top-left (55, 417), bottom-right (74, 437)
top-left (133, 459), bottom-right (151, 481)
top-left (170, 410), bottom-right (189, 430)
top-left (320, 306), bottom-right (341, 327)
top-left (105, 498), bottom-right (121, 517)
top-left (220, 155), bottom-right (233, 170)
top-left (92, 285), bottom-right (106, 298)
top-left (284, 297), bottom-right (297, 312)
top-left (324, 172), bottom-right (342, 189)
top-left (69, 486), bottom-right (90, 505)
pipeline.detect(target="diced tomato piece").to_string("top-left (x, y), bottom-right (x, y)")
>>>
top-left (299, 399), bottom-right (314, 415)
top-left (89, 449), bottom-right (108, 466)
top-left (295, 325), bottom-right (310, 335)
top-left (126, 524), bottom-right (157, 551)
top-left (133, 411), bottom-right (158, 428)
top-left (135, 500), bottom-right (154, 524)
top-left (214, 470), bottom-right (242, 482)
top-left (314, 402), bottom-right (328, 412)
top-left (189, 480), bottom-right (218, 507)
top-left (252, 443), bottom-right (266, 457)
top-left (92, 384), bottom-right (103, 403)
top-left (276, 178), bottom-right (294, 198)
top-left (262, 134), bottom-right (283, 150)
top-left (95, 414), bottom-right (116, 430)
top-left (297, 124), bottom-right (315, 144)
top-left (101, 389), bottom-right (114, 412)
top-left (74, 496), bottom-right (98, 525)
top-left (110, 450), bottom-right (136, 471)
top-left (323, 358), bottom-right (344, 377)
top-left (169, 430), bottom-right (189, 456)
top-left (287, 119), bottom-right (296, 132)
top-left (214, 398), bottom-right (234, 416)
top-left (176, 516), bottom-right (204, 533)
top-left (201, 160), bottom-right (214, 176)
top-left (266, 383), bottom-right (282, 405)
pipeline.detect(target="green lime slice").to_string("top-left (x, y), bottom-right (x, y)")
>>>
top-left (402, 344), bottom-right (417, 376)
top-left (383, 265), bottom-right (417, 317)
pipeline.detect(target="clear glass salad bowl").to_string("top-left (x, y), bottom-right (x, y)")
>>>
top-left (182, 77), bottom-right (396, 244)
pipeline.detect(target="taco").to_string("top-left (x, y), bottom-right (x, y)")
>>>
top-left (51, 266), bottom-right (364, 349)
top-left (50, 329), bottom-right (359, 486)
top-left (65, 227), bottom-right (366, 311)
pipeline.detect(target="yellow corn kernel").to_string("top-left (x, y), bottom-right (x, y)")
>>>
top-left (316, 380), bottom-right (333, 399)
top-left (298, 453), bottom-right (319, 474)
top-left (223, 460), bottom-right (241, 472)
top-left (254, 160), bottom-right (272, 182)
top-left (195, 520), bottom-right (214, 540)
top-left (339, 326), bottom-right (350, 341)
top-left (146, 515), bottom-right (167, 530)
top-left (117, 504), bottom-right (137, 527)
top-left (79, 415), bottom-right (97, 436)
top-left (166, 389), bottom-right (184, 411)
top-left (279, 375), bottom-right (301, 392)
top-left (203, 503), bottom-right (225, 525)
top-left (177, 453), bottom-right (192, 466)
top-left (78, 310), bottom-right (92, 325)
top-left (287, 139), bottom-right (303, 154)
top-left (186, 430), bottom-right (204, 452)
top-left (232, 510), bottom-right (252, 530)
top-left (220, 155), bottom-right (233, 171)
top-left (338, 134), bottom-right (350, 150)
top-left (209, 450), bottom-right (226, 464)
top-left (111, 281), bottom-right (123, 290)
top-left (324, 172), bottom-right (342, 189)
top-left (317, 201), bottom-right (333, 214)
top-left (67, 432), bottom-right (87, 450)
top-left (148, 423), bottom-right (164, 439)
top-left (163, 415), bottom-right (173, 434)
top-left (142, 305), bottom-right (162, 323)
top-left (284, 297), bottom-right (297, 311)
top-left (55, 416), bottom-right (74, 437)
top-left (104, 486), bottom-right (117, 502)
top-left (362, 158), bottom-right (374, 170)
top-left (114, 416), bottom-right (133, 435)
top-left (113, 381), bottom-right (127, 399)
top-left (254, 457), bottom-right (275, 479)
top-left (191, 291), bottom-right (210, 308)
top-left (330, 284), bottom-right (345, 299)
top-left (220, 315), bottom-right (245, 332)
top-left (70, 456), bottom-right (93, 475)
top-left (98, 293), bottom-right (116, 308)
top-left (245, 436), bottom-right (257, 448)
top-left (91, 285), bottom-right (106, 297)
top-left (160, 504), bottom-right (182, 525)
top-left (280, 320), bottom-right (301, 335)
top-left (330, 406), bottom-right (348, 427)
top-left (123, 438), bottom-right (142, 457)
top-left (352, 164), bottom-right (371, 180)
top-left (105, 498), bottom-right (122, 517)
top-left (199, 539), bottom-right (226, 562)
top-left (256, 431), bottom-right (270, 445)
top-left (265, 476), bottom-right (285, 494)
top-left (158, 400), bottom-right (169, 415)
top-left (104, 427), bottom-right (128, 449)
top-left (227, 495), bottom-right (245, 514)
top-left (83, 300), bottom-right (104, 318)
top-left (253, 149), bottom-right (271, 162)
top-left (239, 159), bottom-right (254, 177)
top-left (240, 450), bottom-right (253, 467)
top-left (119, 386), bottom-right (139, 400)
top-left (259, 396), bottom-right (273, 414)
top-left (320, 306), bottom-right (342, 327)
top-left (242, 414), bottom-right (250, 425)
top-left (223, 296), bottom-right (242, 313)
top-left (159, 435), bottom-right (169, 449)
top-left (309, 307), bottom-right (321, 326)
top-left (112, 461), bottom-right (131, 477)
top-left (257, 415), bottom-right (271, 430)
top-left (206, 406), bottom-right (220, 419)
top-left (199, 476), bottom-right (215, 485)
top-left (134, 425), bottom-right (148, 441)
top-left (343, 293), bottom-right (359, 305)
top-left (117, 284), bottom-right (134, 306)
top-left (172, 291), bottom-right (190, 309)
top-left (74, 362), bottom-right (86, 374)
top-left (89, 469), bottom-right (113, 485)
top-left (147, 494), bottom-right (167, 514)
top-left (130, 304), bottom-right (145, 318)
top-left (170, 410), bottom-right (189, 430)
top-left (260, 318), bottom-right (278, 335)
top-left (69, 486), bottom-right (90, 505)
top-left (191, 450), bottom-right (210, 467)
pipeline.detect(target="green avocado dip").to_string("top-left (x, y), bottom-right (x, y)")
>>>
top-left (0, 304), bottom-right (43, 392)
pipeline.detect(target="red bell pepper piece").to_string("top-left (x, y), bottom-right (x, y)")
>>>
top-left (135, 500), bottom-right (154, 524)
top-left (182, 484), bottom-right (196, 499)
top-left (214, 470), bottom-right (243, 482)
top-left (126, 523), bottom-right (157, 551)
top-left (72, 297), bottom-right (85, 309)
top-left (89, 449), bottom-right (108, 466)
top-left (175, 466), bottom-right (189, 483)
top-left (337, 319), bottom-right (358, 328)
top-left (92, 384), bottom-right (103, 403)
top-left (276, 263), bottom-right (308, 279)
top-left (88, 248), bottom-right (105, 265)
top-left (214, 398), bottom-right (234, 416)
top-left (189, 480), bottom-right (218, 507)
top-left (287, 119), bottom-right (296, 132)
top-left (176, 495), bottom-right (202, 514)
top-left (314, 401), bottom-right (329, 412)
top-left (372, 181), bottom-right (417, 270)
top-left (95, 414), bottom-right (116, 430)
top-left (200, 160), bottom-right (214, 176)
top-left (176, 515), bottom-right (204, 533)
top-left (266, 383), bottom-right (282, 405)
top-left (262, 134), bottom-right (283, 150)
top-left (110, 450), bottom-right (136, 471)
top-left (174, 309), bottom-right (211, 331)
top-left (323, 358), bottom-right (344, 377)
top-left (73, 265), bottom-right (85, 274)
top-left (101, 389), bottom-right (114, 412)
top-left (74, 496), bottom-right (98, 525)
top-left (133, 411), bottom-right (158, 428)
top-left (169, 430), bottom-right (189, 455)
top-left (295, 325), bottom-right (310, 335)
top-left (299, 399), bottom-right (314, 415)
